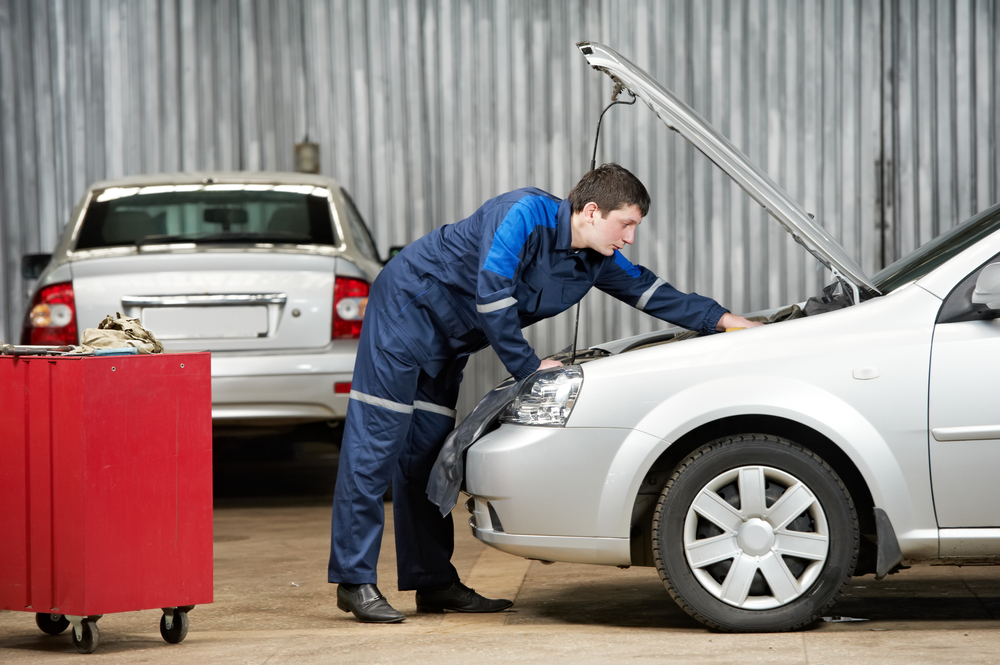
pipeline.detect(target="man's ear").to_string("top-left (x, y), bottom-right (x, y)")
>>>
top-left (583, 201), bottom-right (600, 222)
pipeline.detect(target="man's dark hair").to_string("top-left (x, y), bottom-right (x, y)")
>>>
top-left (567, 163), bottom-right (650, 217)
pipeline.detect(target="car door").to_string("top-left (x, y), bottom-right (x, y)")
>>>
top-left (928, 257), bottom-right (1000, 527)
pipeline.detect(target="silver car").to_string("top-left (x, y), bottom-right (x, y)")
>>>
top-left (456, 43), bottom-right (1000, 632)
top-left (21, 172), bottom-right (381, 433)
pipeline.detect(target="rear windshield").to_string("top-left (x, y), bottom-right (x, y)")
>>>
top-left (75, 184), bottom-right (338, 250)
top-left (341, 189), bottom-right (380, 263)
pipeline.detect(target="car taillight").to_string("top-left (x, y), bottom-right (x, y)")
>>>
top-left (334, 277), bottom-right (369, 339)
top-left (21, 281), bottom-right (79, 345)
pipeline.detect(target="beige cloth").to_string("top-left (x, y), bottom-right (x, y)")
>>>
top-left (75, 312), bottom-right (164, 354)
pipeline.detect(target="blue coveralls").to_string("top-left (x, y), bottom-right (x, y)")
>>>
top-left (328, 188), bottom-right (728, 590)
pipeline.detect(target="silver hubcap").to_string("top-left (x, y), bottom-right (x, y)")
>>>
top-left (682, 465), bottom-right (829, 610)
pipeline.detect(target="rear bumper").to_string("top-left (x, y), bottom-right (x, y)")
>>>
top-left (208, 347), bottom-right (356, 426)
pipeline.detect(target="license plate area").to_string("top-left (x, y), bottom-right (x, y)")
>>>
top-left (140, 306), bottom-right (269, 339)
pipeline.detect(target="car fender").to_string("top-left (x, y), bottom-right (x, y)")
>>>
top-left (596, 375), bottom-right (938, 559)
top-left (34, 261), bottom-right (74, 291)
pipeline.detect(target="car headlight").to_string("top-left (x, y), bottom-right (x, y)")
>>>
top-left (500, 366), bottom-right (583, 427)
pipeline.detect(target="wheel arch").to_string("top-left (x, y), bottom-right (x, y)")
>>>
top-left (628, 414), bottom-right (877, 574)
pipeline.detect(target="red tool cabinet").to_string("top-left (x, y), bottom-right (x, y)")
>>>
top-left (0, 352), bottom-right (213, 653)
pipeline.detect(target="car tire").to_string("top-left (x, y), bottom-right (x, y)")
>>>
top-left (652, 434), bottom-right (858, 632)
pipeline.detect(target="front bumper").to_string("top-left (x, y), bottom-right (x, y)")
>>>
top-left (467, 502), bottom-right (630, 565)
top-left (464, 423), bottom-right (666, 566)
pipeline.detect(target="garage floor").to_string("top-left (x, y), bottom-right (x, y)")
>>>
top-left (2, 440), bottom-right (999, 663)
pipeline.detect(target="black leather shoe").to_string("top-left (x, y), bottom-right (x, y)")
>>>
top-left (415, 582), bottom-right (513, 613)
top-left (337, 584), bottom-right (405, 623)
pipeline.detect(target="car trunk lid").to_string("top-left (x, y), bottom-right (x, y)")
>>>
top-left (69, 250), bottom-right (337, 351)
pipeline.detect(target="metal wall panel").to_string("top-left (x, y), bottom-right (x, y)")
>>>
top-left (882, 0), bottom-right (1000, 261)
top-left (1, 0), bottom-right (998, 418)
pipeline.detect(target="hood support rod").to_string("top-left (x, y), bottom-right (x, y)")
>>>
top-left (571, 85), bottom-right (637, 364)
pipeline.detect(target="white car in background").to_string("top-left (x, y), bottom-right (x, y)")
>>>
top-left (21, 172), bottom-right (382, 435)
top-left (452, 43), bottom-right (1000, 632)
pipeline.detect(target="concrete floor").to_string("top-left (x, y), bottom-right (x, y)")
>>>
top-left (2, 440), bottom-right (999, 663)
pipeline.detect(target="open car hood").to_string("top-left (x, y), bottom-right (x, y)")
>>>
top-left (577, 41), bottom-right (878, 302)
top-left (427, 43), bottom-right (883, 513)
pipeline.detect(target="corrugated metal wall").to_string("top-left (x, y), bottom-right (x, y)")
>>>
top-left (1, 0), bottom-right (998, 417)
top-left (882, 0), bottom-right (1000, 262)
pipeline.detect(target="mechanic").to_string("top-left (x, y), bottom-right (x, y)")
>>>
top-left (330, 163), bottom-right (762, 623)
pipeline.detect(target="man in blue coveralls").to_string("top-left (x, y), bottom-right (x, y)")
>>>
top-left (330, 163), bottom-right (761, 623)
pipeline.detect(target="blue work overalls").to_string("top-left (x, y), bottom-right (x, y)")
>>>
top-left (328, 188), bottom-right (728, 589)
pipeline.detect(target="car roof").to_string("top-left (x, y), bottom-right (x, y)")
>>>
top-left (85, 171), bottom-right (344, 191)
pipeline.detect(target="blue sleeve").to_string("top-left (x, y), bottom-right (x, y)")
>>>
top-left (595, 250), bottom-right (728, 336)
top-left (476, 197), bottom-right (555, 380)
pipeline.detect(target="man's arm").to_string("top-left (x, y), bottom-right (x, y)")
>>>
top-left (594, 251), bottom-right (730, 335)
top-left (536, 262), bottom-right (759, 372)
top-left (475, 196), bottom-right (559, 379)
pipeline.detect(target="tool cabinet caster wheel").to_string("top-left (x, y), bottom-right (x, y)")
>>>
top-left (72, 618), bottom-right (100, 654)
top-left (35, 612), bottom-right (70, 635)
top-left (160, 609), bottom-right (189, 644)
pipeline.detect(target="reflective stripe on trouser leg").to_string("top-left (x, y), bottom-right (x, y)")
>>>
top-left (328, 307), bottom-right (421, 585)
top-left (393, 358), bottom-right (467, 590)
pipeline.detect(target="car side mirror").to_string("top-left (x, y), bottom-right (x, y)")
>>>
top-left (972, 263), bottom-right (1000, 310)
top-left (22, 253), bottom-right (51, 280)
top-left (385, 245), bottom-right (406, 265)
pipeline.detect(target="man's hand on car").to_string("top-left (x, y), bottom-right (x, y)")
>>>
top-left (717, 313), bottom-right (764, 331)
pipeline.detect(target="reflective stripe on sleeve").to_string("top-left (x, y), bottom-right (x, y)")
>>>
top-left (636, 278), bottom-right (666, 311)
top-left (349, 389), bottom-right (414, 414)
top-left (414, 400), bottom-right (458, 419)
top-left (476, 297), bottom-right (518, 314)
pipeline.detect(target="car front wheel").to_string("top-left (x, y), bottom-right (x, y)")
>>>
top-left (652, 434), bottom-right (858, 632)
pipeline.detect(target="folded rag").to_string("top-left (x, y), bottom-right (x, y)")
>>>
top-left (73, 312), bottom-right (164, 354)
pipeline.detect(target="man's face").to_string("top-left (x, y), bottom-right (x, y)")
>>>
top-left (585, 204), bottom-right (643, 256)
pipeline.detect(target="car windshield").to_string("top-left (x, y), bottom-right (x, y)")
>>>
top-left (75, 184), bottom-right (338, 250)
top-left (872, 201), bottom-right (1000, 293)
